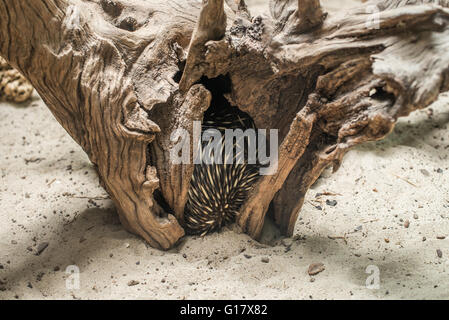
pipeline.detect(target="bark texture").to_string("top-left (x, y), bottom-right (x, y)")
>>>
top-left (1, 0), bottom-right (448, 249)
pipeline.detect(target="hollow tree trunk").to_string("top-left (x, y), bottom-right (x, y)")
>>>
top-left (1, 0), bottom-right (448, 249)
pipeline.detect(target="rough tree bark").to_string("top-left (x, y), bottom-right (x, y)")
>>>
top-left (1, 0), bottom-right (448, 249)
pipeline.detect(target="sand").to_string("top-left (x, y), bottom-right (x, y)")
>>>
top-left (0, 0), bottom-right (448, 300)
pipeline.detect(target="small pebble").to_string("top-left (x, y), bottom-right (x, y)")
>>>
top-left (36, 272), bottom-right (45, 281)
top-left (308, 263), bottom-right (325, 276)
top-left (326, 200), bottom-right (337, 207)
top-left (127, 280), bottom-right (139, 286)
top-left (404, 220), bottom-right (410, 228)
top-left (261, 257), bottom-right (269, 263)
top-left (437, 249), bottom-right (443, 258)
top-left (36, 242), bottom-right (49, 256)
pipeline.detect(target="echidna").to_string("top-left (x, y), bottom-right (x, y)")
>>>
top-left (184, 89), bottom-right (260, 236)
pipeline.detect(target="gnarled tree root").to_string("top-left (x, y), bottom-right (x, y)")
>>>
top-left (1, 0), bottom-right (448, 249)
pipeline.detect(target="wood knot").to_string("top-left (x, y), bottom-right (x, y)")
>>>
top-left (101, 0), bottom-right (123, 18)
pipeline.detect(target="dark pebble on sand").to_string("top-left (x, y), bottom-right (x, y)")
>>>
top-left (127, 280), bottom-right (140, 286)
top-left (326, 200), bottom-right (337, 207)
top-left (36, 272), bottom-right (45, 281)
top-left (36, 242), bottom-right (49, 256)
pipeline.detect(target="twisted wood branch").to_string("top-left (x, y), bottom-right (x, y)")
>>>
top-left (1, 0), bottom-right (448, 248)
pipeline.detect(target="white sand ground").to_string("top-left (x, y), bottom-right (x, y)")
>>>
top-left (1, 0), bottom-right (448, 300)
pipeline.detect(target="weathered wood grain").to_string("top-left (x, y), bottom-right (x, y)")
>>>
top-left (1, 0), bottom-right (448, 248)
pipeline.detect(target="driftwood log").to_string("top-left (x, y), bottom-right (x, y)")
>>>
top-left (1, 0), bottom-right (449, 249)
